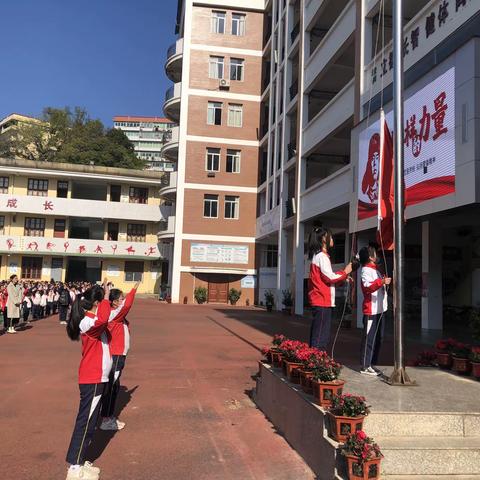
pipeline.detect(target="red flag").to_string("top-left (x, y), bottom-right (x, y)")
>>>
top-left (377, 111), bottom-right (394, 250)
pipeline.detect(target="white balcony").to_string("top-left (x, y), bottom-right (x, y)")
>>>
top-left (304, 0), bottom-right (356, 91)
top-left (163, 82), bottom-right (181, 123)
top-left (0, 193), bottom-right (168, 223)
top-left (0, 235), bottom-right (165, 260)
top-left (165, 38), bottom-right (183, 83)
top-left (256, 205), bottom-right (281, 240)
top-left (300, 165), bottom-right (352, 223)
top-left (303, 79), bottom-right (354, 156)
top-left (159, 171), bottom-right (177, 200)
top-left (305, 0), bottom-right (327, 30)
top-left (162, 126), bottom-right (179, 161)
top-left (157, 216), bottom-right (175, 241)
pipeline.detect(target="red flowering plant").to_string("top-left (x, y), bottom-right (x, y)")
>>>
top-left (330, 394), bottom-right (370, 418)
top-left (278, 339), bottom-right (308, 362)
top-left (470, 346), bottom-right (480, 363)
top-left (311, 355), bottom-right (342, 382)
top-left (451, 341), bottom-right (471, 359)
top-left (296, 347), bottom-right (326, 371)
top-left (435, 338), bottom-right (456, 354)
top-left (261, 334), bottom-right (288, 358)
top-left (413, 350), bottom-right (437, 367)
top-left (341, 430), bottom-right (382, 464)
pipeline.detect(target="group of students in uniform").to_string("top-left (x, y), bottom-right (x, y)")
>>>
top-left (307, 227), bottom-right (392, 375)
top-left (64, 279), bottom-right (139, 480)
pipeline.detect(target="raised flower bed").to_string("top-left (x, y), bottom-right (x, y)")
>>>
top-left (341, 431), bottom-right (383, 480)
top-left (327, 394), bottom-right (370, 443)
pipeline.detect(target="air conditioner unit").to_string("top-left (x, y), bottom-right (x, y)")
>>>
top-left (207, 172), bottom-right (216, 178)
top-left (219, 78), bottom-right (230, 89)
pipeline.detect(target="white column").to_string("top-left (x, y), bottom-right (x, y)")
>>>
top-left (277, 229), bottom-right (288, 294)
top-left (294, 222), bottom-right (305, 315)
top-left (421, 221), bottom-right (443, 330)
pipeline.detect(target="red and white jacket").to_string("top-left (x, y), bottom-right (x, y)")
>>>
top-left (361, 263), bottom-right (388, 315)
top-left (308, 251), bottom-right (347, 307)
top-left (78, 299), bottom-right (113, 384)
top-left (108, 288), bottom-right (137, 356)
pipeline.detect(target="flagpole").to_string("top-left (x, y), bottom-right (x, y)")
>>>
top-left (388, 0), bottom-right (415, 386)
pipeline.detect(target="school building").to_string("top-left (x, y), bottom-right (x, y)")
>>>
top-left (0, 157), bottom-right (172, 294)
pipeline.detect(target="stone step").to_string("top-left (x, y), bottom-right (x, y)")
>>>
top-left (365, 411), bottom-right (480, 438)
top-left (376, 436), bottom-right (480, 476)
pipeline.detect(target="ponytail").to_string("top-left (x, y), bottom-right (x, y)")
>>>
top-left (66, 285), bottom-right (105, 341)
top-left (307, 227), bottom-right (332, 260)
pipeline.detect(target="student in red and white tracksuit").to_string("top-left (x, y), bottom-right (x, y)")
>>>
top-left (100, 281), bottom-right (139, 431)
top-left (307, 227), bottom-right (352, 351)
top-left (359, 245), bottom-right (391, 375)
top-left (65, 283), bottom-right (112, 480)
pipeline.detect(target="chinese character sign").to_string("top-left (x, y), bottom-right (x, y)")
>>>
top-left (358, 67), bottom-right (455, 220)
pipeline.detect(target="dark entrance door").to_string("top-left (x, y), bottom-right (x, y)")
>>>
top-left (208, 280), bottom-right (229, 303)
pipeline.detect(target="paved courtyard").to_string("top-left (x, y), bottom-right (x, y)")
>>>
top-left (0, 300), bottom-right (316, 480)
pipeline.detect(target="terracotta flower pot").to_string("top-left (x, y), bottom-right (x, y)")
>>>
top-left (452, 356), bottom-right (471, 375)
top-left (298, 369), bottom-right (314, 394)
top-left (436, 352), bottom-right (452, 369)
top-left (345, 455), bottom-right (382, 480)
top-left (326, 412), bottom-right (365, 443)
top-left (312, 379), bottom-right (345, 408)
top-left (471, 362), bottom-right (480, 379)
top-left (271, 351), bottom-right (283, 368)
top-left (284, 360), bottom-right (303, 383)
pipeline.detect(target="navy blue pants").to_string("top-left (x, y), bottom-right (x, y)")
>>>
top-left (360, 314), bottom-right (385, 369)
top-left (66, 383), bottom-right (106, 465)
top-left (101, 355), bottom-right (126, 418)
top-left (310, 307), bottom-right (333, 351)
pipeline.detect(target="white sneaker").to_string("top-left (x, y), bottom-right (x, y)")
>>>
top-left (60, 321), bottom-right (67, 325)
top-left (100, 417), bottom-right (124, 431)
top-left (66, 465), bottom-right (99, 480)
top-left (7, 327), bottom-right (17, 334)
top-left (360, 367), bottom-right (379, 376)
top-left (83, 461), bottom-right (100, 475)
top-left (114, 418), bottom-right (126, 429)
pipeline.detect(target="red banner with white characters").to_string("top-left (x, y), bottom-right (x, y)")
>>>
top-left (358, 67), bottom-right (456, 220)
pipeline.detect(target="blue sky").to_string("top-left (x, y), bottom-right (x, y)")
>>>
top-left (0, 0), bottom-right (177, 126)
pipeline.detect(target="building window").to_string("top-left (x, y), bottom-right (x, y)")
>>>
top-left (203, 194), bottom-right (219, 218)
top-left (224, 195), bottom-right (240, 219)
top-left (0, 216), bottom-right (4, 234)
top-left (108, 222), bottom-right (119, 241)
top-left (125, 261), bottom-right (144, 282)
top-left (22, 257), bottom-right (43, 280)
top-left (232, 13), bottom-right (246, 36)
top-left (24, 217), bottom-right (45, 237)
top-left (129, 187), bottom-right (148, 204)
top-left (230, 58), bottom-right (244, 81)
top-left (127, 223), bottom-right (147, 242)
top-left (54, 219), bottom-right (66, 238)
top-left (211, 10), bottom-right (226, 33)
top-left (206, 148), bottom-right (221, 172)
top-left (57, 181), bottom-right (68, 198)
top-left (27, 178), bottom-right (48, 196)
top-left (0, 176), bottom-right (9, 194)
top-left (110, 185), bottom-right (121, 202)
top-left (207, 102), bottom-right (222, 125)
top-left (226, 149), bottom-right (241, 173)
top-left (263, 245), bottom-right (278, 268)
top-left (227, 104), bottom-right (243, 127)
top-left (209, 56), bottom-right (224, 79)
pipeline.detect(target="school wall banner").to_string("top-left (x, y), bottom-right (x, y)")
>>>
top-left (358, 67), bottom-right (456, 220)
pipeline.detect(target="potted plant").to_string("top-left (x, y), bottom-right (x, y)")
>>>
top-left (281, 289), bottom-right (294, 315)
top-left (341, 431), bottom-right (383, 480)
top-left (264, 290), bottom-right (275, 312)
top-left (296, 347), bottom-right (324, 394)
top-left (470, 346), bottom-right (480, 379)
top-left (469, 308), bottom-right (480, 342)
top-left (327, 394), bottom-right (370, 443)
top-left (261, 334), bottom-right (286, 366)
top-left (194, 286), bottom-right (208, 305)
top-left (228, 288), bottom-right (242, 306)
top-left (311, 356), bottom-right (345, 408)
top-left (278, 339), bottom-right (307, 382)
top-left (413, 350), bottom-right (437, 367)
top-left (435, 338), bottom-right (456, 369)
top-left (451, 341), bottom-right (471, 374)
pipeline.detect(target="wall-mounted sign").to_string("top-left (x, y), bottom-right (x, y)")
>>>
top-left (358, 67), bottom-right (455, 220)
top-left (190, 243), bottom-right (249, 264)
top-left (9, 262), bottom-right (18, 274)
top-left (107, 265), bottom-right (120, 277)
top-left (241, 275), bottom-right (256, 289)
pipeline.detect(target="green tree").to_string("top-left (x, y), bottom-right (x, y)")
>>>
top-left (0, 107), bottom-right (145, 170)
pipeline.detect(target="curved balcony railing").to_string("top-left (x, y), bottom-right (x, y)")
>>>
top-left (165, 86), bottom-right (175, 102)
